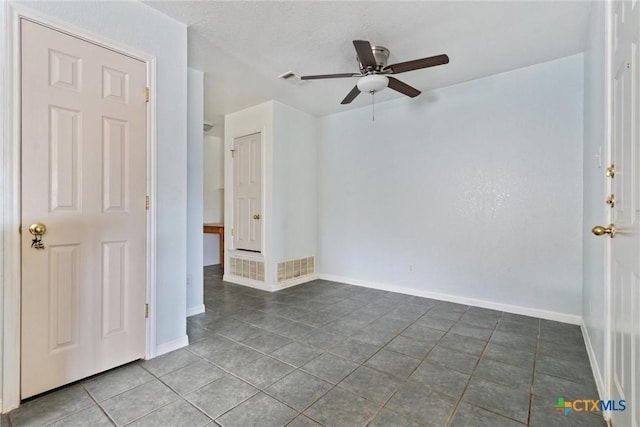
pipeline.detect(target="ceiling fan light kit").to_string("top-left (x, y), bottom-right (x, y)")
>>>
top-left (357, 74), bottom-right (389, 93)
top-left (299, 40), bottom-right (449, 106)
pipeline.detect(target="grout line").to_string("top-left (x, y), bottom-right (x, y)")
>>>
top-left (144, 366), bottom-right (219, 423)
top-left (444, 314), bottom-right (535, 425)
top-left (180, 342), bottom-right (316, 422)
top-left (3, 414), bottom-right (15, 427)
top-left (80, 383), bottom-right (118, 426)
top-left (121, 397), bottom-right (184, 426)
top-left (527, 319), bottom-right (542, 427)
top-left (361, 304), bottom-right (471, 426)
top-left (442, 310), bottom-right (502, 427)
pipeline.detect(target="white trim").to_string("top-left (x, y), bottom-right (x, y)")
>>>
top-left (2, 5), bottom-right (23, 413)
top-left (156, 335), bottom-right (189, 357)
top-left (145, 50), bottom-right (158, 362)
top-left (262, 124), bottom-right (273, 283)
top-left (275, 274), bottom-right (319, 290)
top-left (2, 5), bottom-right (158, 411)
top-left (602, 0), bottom-right (613, 412)
top-left (228, 249), bottom-right (265, 261)
top-left (320, 274), bottom-right (582, 325)
top-left (581, 320), bottom-right (607, 402)
top-left (186, 304), bottom-right (205, 317)
top-left (222, 274), bottom-right (273, 292)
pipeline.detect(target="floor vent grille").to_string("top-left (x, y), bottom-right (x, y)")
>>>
top-left (229, 257), bottom-right (265, 282)
top-left (277, 256), bottom-right (314, 282)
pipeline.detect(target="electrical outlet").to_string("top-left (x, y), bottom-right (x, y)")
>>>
top-left (408, 264), bottom-right (414, 273)
top-left (187, 274), bottom-right (192, 287)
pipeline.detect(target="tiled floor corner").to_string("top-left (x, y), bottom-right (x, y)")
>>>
top-left (7, 265), bottom-right (606, 426)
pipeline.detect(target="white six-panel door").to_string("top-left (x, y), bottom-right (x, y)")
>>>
top-left (20, 19), bottom-right (147, 398)
top-left (233, 133), bottom-right (262, 252)
top-left (609, 1), bottom-right (639, 426)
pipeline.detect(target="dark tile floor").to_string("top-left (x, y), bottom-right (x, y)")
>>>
top-left (7, 266), bottom-right (605, 426)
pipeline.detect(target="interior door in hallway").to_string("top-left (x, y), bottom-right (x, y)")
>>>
top-left (233, 132), bottom-right (262, 252)
top-left (21, 20), bottom-right (148, 398)
top-left (608, 1), bottom-right (639, 425)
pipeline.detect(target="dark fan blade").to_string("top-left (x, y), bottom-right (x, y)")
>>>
top-left (384, 54), bottom-right (449, 74)
top-left (353, 40), bottom-right (377, 69)
top-left (387, 77), bottom-right (421, 97)
top-left (300, 73), bottom-right (361, 80)
top-left (341, 85), bottom-right (361, 104)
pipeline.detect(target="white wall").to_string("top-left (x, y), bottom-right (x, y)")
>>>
top-left (203, 235), bottom-right (220, 266)
top-left (4, 1), bottom-right (188, 349)
top-left (272, 102), bottom-right (317, 264)
top-left (318, 54), bottom-right (584, 320)
top-left (582, 1), bottom-right (607, 394)
top-left (187, 68), bottom-right (204, 316)
top-left (204, 135), bottom-right (225, 222)
top-left (0, 0), bottom-right (7, 408)
top-left (203, 135), bottom-right (224, 266)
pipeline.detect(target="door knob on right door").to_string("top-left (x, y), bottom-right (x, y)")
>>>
top-left (592, 224), bottom-right (615, 237)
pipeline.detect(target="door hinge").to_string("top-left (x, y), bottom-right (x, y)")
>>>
top-left (231, 228), bottom-right (234, 237)
top-left (19, 224), bottom-right (22, 234)
top-left (144, 303), bottom-right (149, 319)
top-left (606, 164), bottom-right (615, 178)
top-left (230, 149), bottom-right (235, 158)
top-left (144, 87), bottom-right (150, 103)
top-left (145, 195), bottom-right (150, 210)
top-left (606, 194), bottom-right (616, 208)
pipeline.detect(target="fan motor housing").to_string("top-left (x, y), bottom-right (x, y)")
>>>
top-left (359, 45), bottom-right (389, 73)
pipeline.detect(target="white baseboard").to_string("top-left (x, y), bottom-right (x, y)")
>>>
top-left (275, 273), bottom-right (319, 290)
top-left (581, 320), bottom-right (606, 401)
top-left (222, 273), bottom-right (319, 292)
top-left (186, 304), bottom-right (205, 317)
top-left (319, 274), bottom-right (582, 325)
top-left (155, 335), bottom-right (189, 357)
top-left (223, 274), bottom-right (273, 291)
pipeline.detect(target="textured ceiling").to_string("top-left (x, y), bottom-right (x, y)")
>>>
top-left (144, 1), bottom-right (593, 126)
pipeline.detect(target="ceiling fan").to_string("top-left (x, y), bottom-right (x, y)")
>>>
top-left (300, 40), bottom-right (449, 104)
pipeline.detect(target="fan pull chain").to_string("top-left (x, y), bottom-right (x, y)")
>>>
top-left (371, 91), bottom-right (375, 121)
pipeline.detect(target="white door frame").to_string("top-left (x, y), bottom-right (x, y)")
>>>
top-left (2, 5), bottom-right (158, 413)
top-left (603, 0), bottom-right (613, 417)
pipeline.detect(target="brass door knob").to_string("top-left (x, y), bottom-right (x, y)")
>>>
top-left (592, 224), bottom-right (615, 237)
top-left (28, 222), bottom-right (47, 236)
top-left (253, 214), bottom-right (261, 220)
